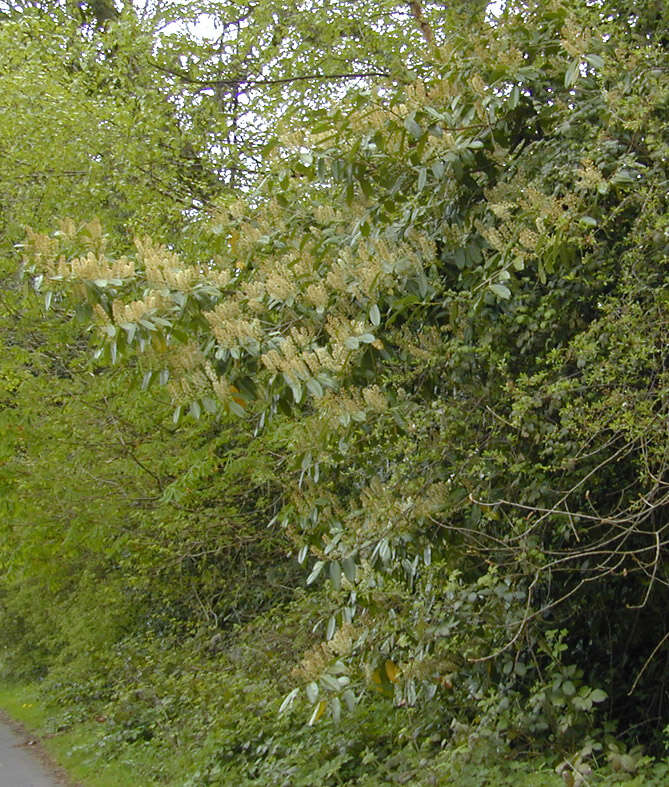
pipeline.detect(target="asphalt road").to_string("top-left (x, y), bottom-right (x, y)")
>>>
top-left (0, 714), bottom-right (67, 787)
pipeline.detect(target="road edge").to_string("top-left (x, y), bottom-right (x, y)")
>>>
top-left (0, 707), bottom-right (82, 786)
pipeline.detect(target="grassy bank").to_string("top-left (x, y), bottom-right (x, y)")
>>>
top-left (0, 681), bottom-right (165, 787)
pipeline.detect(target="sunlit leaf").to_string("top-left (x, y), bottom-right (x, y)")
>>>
top-left (385, 660), bottom-right (399, 683)
top-left (489, 283), bottom-right (511, 299)
top-left (307, 700), bottom-right (327, 726)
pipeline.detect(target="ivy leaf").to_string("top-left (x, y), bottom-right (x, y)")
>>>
top-left (563, 680), bottom-right (576, 696)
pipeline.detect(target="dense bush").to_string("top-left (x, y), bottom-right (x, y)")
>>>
top-left (1, 0), bottom-right (667, 783)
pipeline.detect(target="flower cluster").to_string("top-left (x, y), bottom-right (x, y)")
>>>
top-left (136, 237), bottom-right (196, 290)
top-left (292, 623), bottom-right (357, 682)
top-left (261, 329), bottom-right (340, 382)
top-left (204, 301), bottom-right (263, 351)
top-left (110, 293), bottom-right (167, 324)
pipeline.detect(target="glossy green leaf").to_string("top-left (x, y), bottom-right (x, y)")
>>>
top-left (489, 283), bottom-right (511, 299)
top-left (306, 561), bottom-right (324, 585)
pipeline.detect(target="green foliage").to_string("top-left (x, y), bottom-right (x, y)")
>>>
top-left (1, 0), bottom-right (668, 783)
top-left (0, 5), bottom-right (223, 254)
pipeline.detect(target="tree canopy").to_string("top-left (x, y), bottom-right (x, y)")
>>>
top-left (1, 0), bottom-right (668, 783)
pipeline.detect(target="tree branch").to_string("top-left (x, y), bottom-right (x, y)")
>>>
top-left (150, 61), bottom-right (391, 90)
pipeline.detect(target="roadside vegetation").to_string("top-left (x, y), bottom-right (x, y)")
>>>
top-left (1, 1), bottom-right (667, 784)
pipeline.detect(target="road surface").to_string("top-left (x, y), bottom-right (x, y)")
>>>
top-left (0, 712), bottom-right (70, 786)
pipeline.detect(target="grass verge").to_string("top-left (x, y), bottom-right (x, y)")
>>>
top-left (0, 681), bottom-right (165, 787)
